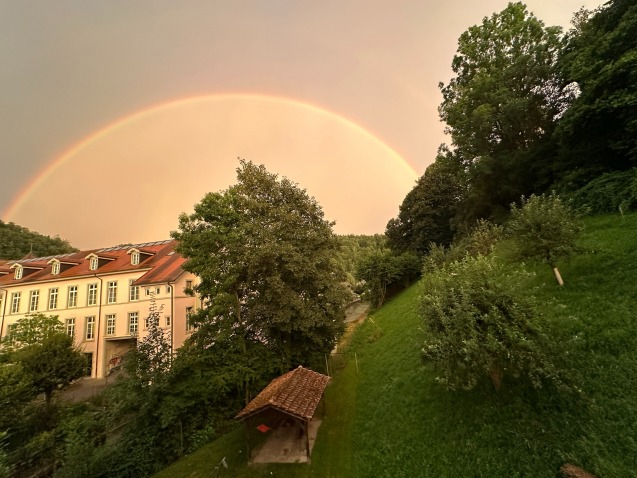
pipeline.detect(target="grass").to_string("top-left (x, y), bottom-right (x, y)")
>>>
top-left (156, 212), bottom-right (637, 477)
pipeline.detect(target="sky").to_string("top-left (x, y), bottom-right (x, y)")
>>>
top-left (0, 0), bottom-right (602, 249)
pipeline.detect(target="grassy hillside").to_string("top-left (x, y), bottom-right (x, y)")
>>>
top-left (155, 213), bottom-right (637, 477)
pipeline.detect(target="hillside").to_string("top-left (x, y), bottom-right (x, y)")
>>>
top-left (155, 212), bottom-right (637, 477)
top-left (0, 221), bottom-right (77, 260)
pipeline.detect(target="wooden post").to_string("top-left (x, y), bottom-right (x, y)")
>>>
top-left (305, 420), bottom-right (310, 461)
top-left (553, 267), bottom-right (564, 286)
top-left (245, 418), bottom-right (251, 462)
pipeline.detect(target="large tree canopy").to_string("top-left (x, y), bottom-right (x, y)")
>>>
top-left (172, 160), bottom-right (349, 371)
top-left (439, 2), bottom-right (568, 222)
top-left (386, 150), bottom-right (463, 254)
top-left (555, 0), bottom-right (637, 186)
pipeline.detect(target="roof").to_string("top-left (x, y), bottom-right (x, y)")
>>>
top-left (0, 239), bottom-right (187, 286)
top-left (235, 366), bottom-right (330, 422)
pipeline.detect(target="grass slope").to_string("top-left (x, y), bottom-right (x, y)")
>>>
top-left (156, 213), bottom-right (637, 477)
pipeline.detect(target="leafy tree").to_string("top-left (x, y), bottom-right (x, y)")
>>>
top-left (508, 193), bottom-right (582, 285)
top-left (356, 250), bottom-right (421, 308)
top-left (386, 149), bottom-right (463, 254)
top-left (12, 332), bottom-right (85, 405)
top-left (439, 2), bottom-right (569, 223)
top-left (0, 221), bottom-right (77, 260)
top-left (420, 255), bottom-right (562, 391)
top-left (1, 313), bottom-right (64, 350)
top-left (123, 297), bottom-right (172, 389)
top-left (555, 0), bottom-right (637, 187)
top-left (173, 160), bottom-right (349, 375)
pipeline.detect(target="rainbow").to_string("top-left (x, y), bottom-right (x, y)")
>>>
top-left (3, 94), bottom-right (417, 220)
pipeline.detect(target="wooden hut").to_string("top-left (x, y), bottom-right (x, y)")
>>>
top-left (235, 366), bottom-right (330, 463)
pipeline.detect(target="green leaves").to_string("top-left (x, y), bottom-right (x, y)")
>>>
top-left (173, 159), bottom-right (349, 369)
top-left (508, 192), bottom-right (582, 270)
top-left (420, 255), bottom-right (561, 391)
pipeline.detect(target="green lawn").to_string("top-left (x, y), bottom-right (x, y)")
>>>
top-left (156, 212), bottom-right (637, 477)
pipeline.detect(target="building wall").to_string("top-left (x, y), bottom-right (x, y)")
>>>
top-left (0, 269), bottom-right (198, 378)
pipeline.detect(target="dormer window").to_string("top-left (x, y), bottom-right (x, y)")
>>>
top-left (90, 257), bottom-right (98, 271)
top-left (51, 261), bottom-right (60, 275)
top-left (14, 265), bottom-right (23, 280)
top-left (131, 251), bottom-right (140, 265)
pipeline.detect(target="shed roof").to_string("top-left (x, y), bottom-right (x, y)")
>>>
top-left (235, 366), bottom-right (330, 422)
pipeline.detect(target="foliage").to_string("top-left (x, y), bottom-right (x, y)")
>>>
top-left (508, 192), bottom-right (582, 270)
top-left (1, 313), bottom-right (65, 350)
top-left (0, 220), bottom-right (77, 260)
top-left (12, 332), bottom-right (85, 404)
top-left (566, 168), bottom-right (637, 214)
top-left (335, 234), bottom-right (386, 291)
top-left (555, 0), bottom-right (637, 186)
top-left (420, 255), bottom-right (562, 391)
top-left (422, 219), bottom-right (504, 274)
top-left (385, 149), bottom-right (463, 254)
top-left (439, 2), bottom-right (568, 223)
top-left (123, 297), bottom-right (172, 390)
top-left (173, 160), bottom-right (350, 372)
top-left (355, 250), bottom-right (420, 308)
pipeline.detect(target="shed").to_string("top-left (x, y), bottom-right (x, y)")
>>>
top-left (235, 366), bottom-right (330, 463)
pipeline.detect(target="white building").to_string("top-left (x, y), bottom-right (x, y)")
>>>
top-left (0, 240), bottom-right (198, 378)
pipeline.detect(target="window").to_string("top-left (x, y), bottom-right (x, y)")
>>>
top-left (107, 281), bottom-right (117, 304)
top-left (106, 314), bottom-right (116, 336)
top-left (129, 280), bottom-right (139, 301)
top-left (145, 288), bottom-right (151, 296)
top-left (10, 292), bottom-right (21, 314)
top-left (185, 280), bottom-right (193, 291)
top-left (131, 251), bottom-right (140, 265)
top-left (29, 290), bottom-right (40, 312)
top-left (68, 286), bottom-right (78, 308)
top-left (48, 288), bottom-right (58, 310)
top-left (89, 257), bottom-right (98, 270)
top-left (6, 324), bottom-right (17, 344)
top-left (165, 316), bottom-right (172, 327)
top-left (128, 312), bottom-right (138, 335)
top-left (166, 286), bottom-right (171, 293)
top-left (14, 266), bottom-right (23, 280)
top-left (65, 318), bottom-right (75, 337)
top-left (144, 316), bottom-right (150, 330)
top-left (85, 316), bottom-right (95, 340)
top-left (87, 283), bottom-right (98, 306)
top-left (186, 307), bottom-right (194, 331)
top-left (52, 261), bottom-right (60, 275)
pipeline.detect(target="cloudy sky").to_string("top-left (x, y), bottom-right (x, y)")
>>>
top-left (0, 1), bottom-right (601, 248)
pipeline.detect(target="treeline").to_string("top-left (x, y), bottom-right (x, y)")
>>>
top-left (0, 221), bottom-right (77, 260)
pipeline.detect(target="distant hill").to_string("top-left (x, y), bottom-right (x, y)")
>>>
top-left (0, 221), bottom-right (78, 260)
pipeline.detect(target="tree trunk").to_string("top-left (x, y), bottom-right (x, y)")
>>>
top-left (490, 364), bottom-right (502, 392)
top-left (552, 267), bottom-right (564, 286)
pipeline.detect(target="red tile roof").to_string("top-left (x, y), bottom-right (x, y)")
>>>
top-left (235, 366), bottom-right (330, 422)
top-left (0, 240), bottom-right (188, 286)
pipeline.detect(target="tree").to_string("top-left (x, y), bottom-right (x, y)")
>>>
top-left (12, 332), bottom-right (85, 405)
top-left (555, 0), bottom-right (637, 187)
top-left (0, 221), bottom-right (77, 260)
top-left (123, 297), bottom-right (172, 390)
top-left (1, 313), bottom-right (64, 350)
top-left (355, 250), bottom-right (420, 308)
top-left (2, 314), bottom-right (85, 404)
top-left (172, 160), bottom-right (349, 374)
top-left (386, 149), bottom-right (463, 254)
top-left (508, 192), bottom-right (582, 285)
top-left (439, 2), bottom-right (569, 223)
top-left (420, 255), bottom-right (561, 391)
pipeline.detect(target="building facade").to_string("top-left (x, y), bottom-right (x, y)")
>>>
top-left (0, 240), bottom-right (198, 378)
